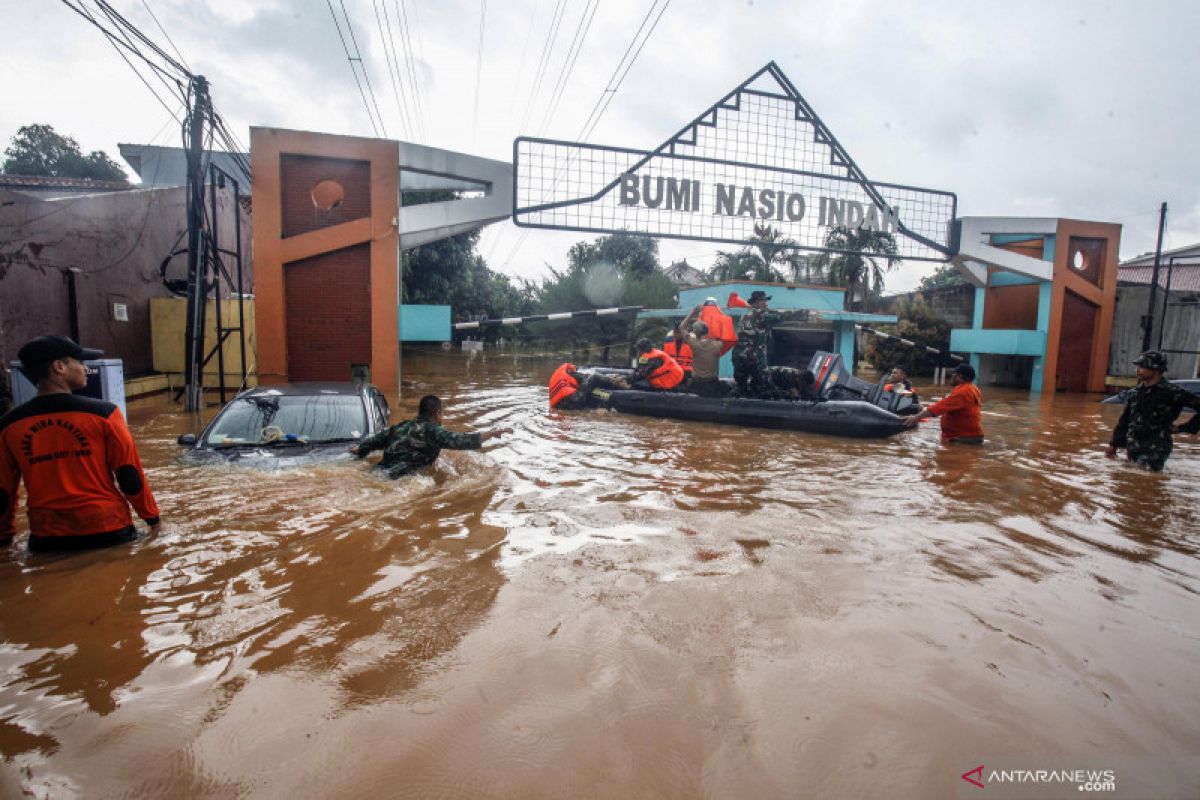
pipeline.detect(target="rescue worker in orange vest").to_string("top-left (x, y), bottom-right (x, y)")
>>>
top-left (630, 338), bottom-right (684, 391)
top-left (663, 327), bottom-right (694, 387)
top-left (548, 363), bottom-right (627, 410)
top-left (698, 298), bottom-right (738, 356)
top-left (1, 335), bottom-right (161, 550)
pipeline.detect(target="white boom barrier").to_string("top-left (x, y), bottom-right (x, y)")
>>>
top-left (453, 306), bottom-right (644, 330)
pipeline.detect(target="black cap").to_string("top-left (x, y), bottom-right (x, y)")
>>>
top-left (18, 335), bottom-right (103, 370)
top-left (749, 290), bottom-right (772, 302)
top-left (952, 363), bottom-right (976, 381)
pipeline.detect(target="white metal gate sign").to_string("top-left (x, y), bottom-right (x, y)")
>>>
top-left (513, 62), bottom-right (957, 262)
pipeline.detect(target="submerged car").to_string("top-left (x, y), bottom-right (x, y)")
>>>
top-left (178, 382), bottom-right (391, 463)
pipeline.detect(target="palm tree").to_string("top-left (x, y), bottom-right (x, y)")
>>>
top-left (708, 249), bottom-right (760, 282)
top-left (708, 225), bottom-right (805, 284)
top-left (811, 227), bottom-right (900, 311)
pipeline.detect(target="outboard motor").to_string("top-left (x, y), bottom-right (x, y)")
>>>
top-left (808, 352), bottom-right (852, 397)
top-left (806, 351), bottom-right (920, 415)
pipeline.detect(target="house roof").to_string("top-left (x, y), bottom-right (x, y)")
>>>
top-left (0, 174), bottom-right (131, 193)
top-left (1120, 242), bottom-right (1200, 268)
top-left (1118, 263), bottom-right (1200, 292)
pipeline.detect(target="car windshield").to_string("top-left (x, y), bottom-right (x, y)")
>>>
top-left (204, 394), bottom-right (366, 445)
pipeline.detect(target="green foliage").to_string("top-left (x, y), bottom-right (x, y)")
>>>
top-left (707, 224), bottom-right (805, 283)
top-left (918, 263), bottom-right (968, 290)
top-left (2, 124), bottom-right (127, 181)
top-left (810, 226), bottom-right (899, 310)
top-left (863, 298), bottom-right (951, 377)
top-left (524, 232), bottom-right (676, 356)
top-left (402, 216), bottom-right (532, 341)
top-left (566, 232), bottom-right (659, 279)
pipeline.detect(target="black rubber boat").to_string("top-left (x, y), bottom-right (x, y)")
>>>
top-left (573, 353), bottom-right (918, 439)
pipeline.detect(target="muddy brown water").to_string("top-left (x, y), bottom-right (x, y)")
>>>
top-left (1, 350), bottom-right (1198, 798)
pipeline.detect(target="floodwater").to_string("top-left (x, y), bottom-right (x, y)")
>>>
top-left (1, 350), bottom-right (1198, 799)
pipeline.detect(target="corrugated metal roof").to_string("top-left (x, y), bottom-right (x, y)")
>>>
top-left (1119, 242), bottom-right (1200, 268)
top-left (1118, 263), bottom-right (1200, 292)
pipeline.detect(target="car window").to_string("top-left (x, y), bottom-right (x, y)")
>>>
top-left (205, 395), bottom-right (367, 445)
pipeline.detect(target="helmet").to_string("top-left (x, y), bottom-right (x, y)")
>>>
top-left (1133, 350), bottom-right (1168, 372)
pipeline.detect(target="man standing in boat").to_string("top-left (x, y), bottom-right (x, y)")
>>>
top-left (1105, 350), bottom-right (1200, 471)
top-left (677, 307), bottom-right (727, 398)
top-left (732, 290), bottom-right (781, 397)
top-left (902, 363), bottom-right (984, 444)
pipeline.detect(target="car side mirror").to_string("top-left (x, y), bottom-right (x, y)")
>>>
top-left (177, 433), bottom-right (197, 446)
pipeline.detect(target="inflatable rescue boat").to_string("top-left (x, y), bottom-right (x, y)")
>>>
top-left (571, 352), bottom-right (918, 439)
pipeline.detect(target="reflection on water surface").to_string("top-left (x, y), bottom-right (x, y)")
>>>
top-left (2, 350), bottom-right (1198, 798)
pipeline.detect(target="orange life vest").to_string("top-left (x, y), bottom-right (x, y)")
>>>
top-left (663, 338), bottom-right (694, 372)
top-left (548, 363), bottom-right (580, 408)
top-left (699, 305), bottom-right (737, 356)
top-left (641, 348), bottom-right (684, 390)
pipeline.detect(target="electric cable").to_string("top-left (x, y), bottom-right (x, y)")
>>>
top-left (471, 0), bottom-right (487, 149)
top-left (518, 0), bottom-right (567, 137)
top-left (537, 0), bottom-right (599, 137)
top-left (326, 0), bottom-right (382, 136)
top-left (339, 0), bottom-right (389, 138)
top-left (577, 0), bottom-right (671, 142)
top-left (375, 0), bottom-right (415, 139)
top-left (140, 0), bottom-right (191, 71)
top-left (393, 0), bottom-right (427, 142)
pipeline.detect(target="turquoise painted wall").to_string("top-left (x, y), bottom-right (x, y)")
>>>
top-left (399, 304), bottom-right (451, 341)
top-left (953, 233), bottom-right (1058, 391)
top-left (678, 282), bottom-right (845, 312)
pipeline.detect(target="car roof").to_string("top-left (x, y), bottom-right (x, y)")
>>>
top-left (238, 382), bottom-right (375, 398)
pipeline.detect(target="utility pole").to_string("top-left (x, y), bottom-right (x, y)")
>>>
top-left (183, 75), bottom-right (211, 412)
top-left (1142, 201), bottom-right (1168, 353)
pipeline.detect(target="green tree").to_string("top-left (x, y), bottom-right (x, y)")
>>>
top-left (400, 190), bottom-right (532, 340)
top-left (918, 262), bottom-right (968, 290)
top-left (525, 232), bottom-right (676, 359)
top-left (810, 227), bottom-right (900, 311)
top-left (566, 232), bottom-right (659, 279)
top-left (708, 224), bottom-right (805, 283)
top-left (862, 297), bottom-right (951, 377)
top-left (2, 124), bottom-right (127, 181)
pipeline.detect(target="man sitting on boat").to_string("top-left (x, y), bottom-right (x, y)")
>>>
top-left (548, 363), bottom-right (627, 410)
top-left (663, 328), bottom-right (694, 388)
top-left (631, 338), bottom-right (685, 391)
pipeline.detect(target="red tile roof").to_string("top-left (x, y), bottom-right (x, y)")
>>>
top-left (0, 174), bottom-right (131, 192)
top-left (1118, 263), bottom-right (1200, 292)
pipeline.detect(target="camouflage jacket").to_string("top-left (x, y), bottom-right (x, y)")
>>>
top-left (355, 416), bottom-right (481, 478)
top-left (734, 308), bottom-right (781, 353)
top-left (1111, 380), bottom-right (1200, 451)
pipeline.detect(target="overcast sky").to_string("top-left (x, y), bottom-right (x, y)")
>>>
top-left (3, 0), bottom-right (1198, 293)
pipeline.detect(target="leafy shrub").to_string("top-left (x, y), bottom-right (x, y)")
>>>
top-left (863, 298), bottom-right (951, 377)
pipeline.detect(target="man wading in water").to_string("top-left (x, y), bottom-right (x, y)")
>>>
top-left (351, 394), bottom-right (511, 479)
top-left (902, 363), bottom-right (984, 444)
top-left (1105, 350), bottom-right (1200, 471)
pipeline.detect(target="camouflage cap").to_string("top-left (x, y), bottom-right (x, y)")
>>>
top-left (1133, 350), bottom-right (1168, 372)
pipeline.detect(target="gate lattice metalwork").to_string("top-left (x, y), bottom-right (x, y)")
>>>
top-left (513, 62), bottom-right (957, 262)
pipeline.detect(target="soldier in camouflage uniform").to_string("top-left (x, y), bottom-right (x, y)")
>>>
top-left (732, 290), bottom-right (781, 397)
top-left (351, 395), bottom-right (510, 479)
top-left (1106, 351), bottom-right (1200, 472)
